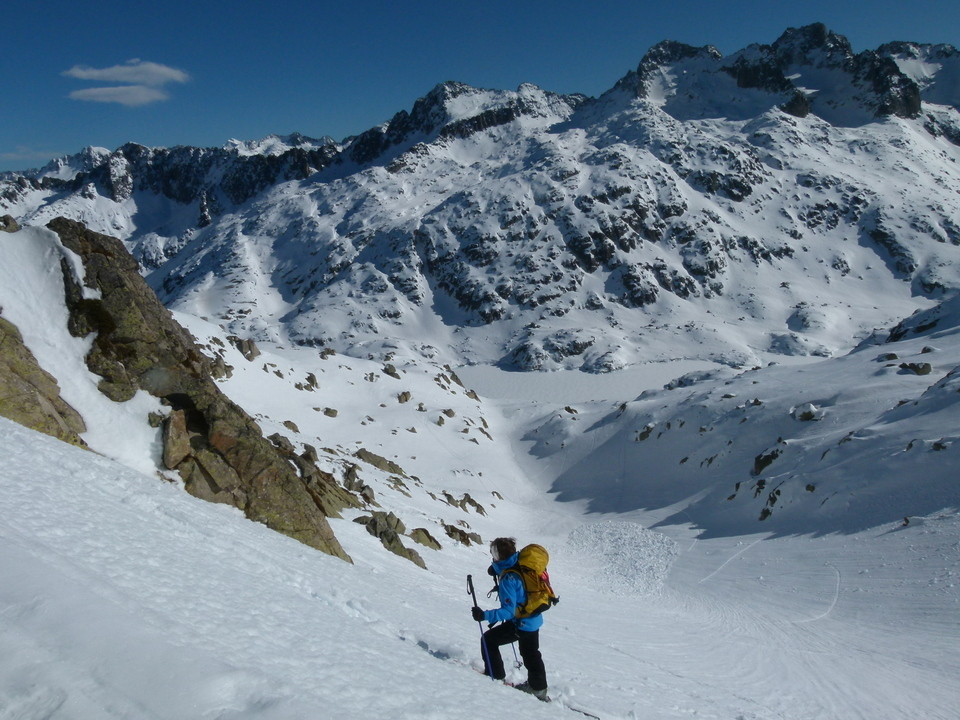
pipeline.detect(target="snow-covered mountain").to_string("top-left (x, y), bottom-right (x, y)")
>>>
top-left (4, 23), bottom-right (960, 372)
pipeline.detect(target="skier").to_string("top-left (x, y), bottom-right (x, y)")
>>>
top-left (471, 537), bottom-right (549, 701)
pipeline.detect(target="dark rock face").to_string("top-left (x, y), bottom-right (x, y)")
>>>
top-left (771, 23), bottom-right (846, 65)
top-left (14, 141), bottom-right (342, 263)
top-left (47, 217), bottom-right (351, 561)
top-left (113, 141), bottom-right (340, 207)
top-left (640, 40), bottom-right (723, 78)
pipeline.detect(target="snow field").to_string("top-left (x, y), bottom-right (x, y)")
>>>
top-left (0, 418), bottom-right (554, 720)
top-left (1, 225), bottom-right (959, 719)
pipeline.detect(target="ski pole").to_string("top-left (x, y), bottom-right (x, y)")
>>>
top-left (467, 574), bottom-right (496, 680)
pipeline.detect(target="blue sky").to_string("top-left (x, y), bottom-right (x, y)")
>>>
top-left (2, 0), bottom-right (958, 172)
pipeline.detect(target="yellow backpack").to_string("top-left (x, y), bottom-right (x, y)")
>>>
top-left (500, 544), bottom-right (560, 619)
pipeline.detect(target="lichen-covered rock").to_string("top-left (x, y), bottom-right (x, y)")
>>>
top-left (354, 511), bottom-right (426, 568)
top-left (900, 362), bottom-right (933, 376)
top-left (354, 447), bottom-right (406, 475)
top-left (459, 493), bottom-right (487, 516)
top-left (443, 522), bottom-right (483, 546)
top-left (276, 439), bottom-right (362, 518)
top-left (383, 364), bottom-right (401, 379)
top-left (410, 527), bottom-right (442, 550)
top-left (227, 336), bottom-right (261, 361)
top-left (343, 463), bottom-right (378, 506)
top-left (161, 408), bottom-right (191, 468)
top-left (0, 315), bottom-right (87, 447)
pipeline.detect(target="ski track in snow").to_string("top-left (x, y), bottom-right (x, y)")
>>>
top-left (698, 537), bottom-right (765, 584)
top-left (790, 565), bottom-right (842, 624)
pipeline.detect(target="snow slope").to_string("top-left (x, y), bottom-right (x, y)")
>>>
top-left (3, 230), bottom-right (959, 717)
top-left (2, 401), bottom-right (958, 720)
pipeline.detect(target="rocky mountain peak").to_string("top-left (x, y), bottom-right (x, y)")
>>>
top-left (641, 40), bottom-right (723, 68)
top-left (345, 80), bottom-right (584, 166)
top-left (344, 81), bottom-right (475, 165)
top-left (617, 40), bottom-right (724, 100)
top-left (878, 42), bottom-right (960, 110)
top-left (420, 79), bottom-right (477, 107)
top-left (764, 23), bottom-right (922, 121)
top-left (615, 26), bottom-right (921, 122)
top-left (12, 146), bottom-right (112, 182)
top-left (2, 24), bottom-right (959, 374)
top-left (771, 23), bottom-right (854, 66)
top-left (404, 80), bottom-right (478, 133)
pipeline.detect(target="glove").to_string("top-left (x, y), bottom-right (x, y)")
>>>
top-left (487, 565), bottom-right (496, 577)
top-left (472, 606), bottom-right (485, 622)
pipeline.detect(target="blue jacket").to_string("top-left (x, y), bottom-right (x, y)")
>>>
top-left (483, 552), bottom-right (544, 632)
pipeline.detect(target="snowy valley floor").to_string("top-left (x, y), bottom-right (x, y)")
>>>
top-left (2, 400), bottom-right (958, 720)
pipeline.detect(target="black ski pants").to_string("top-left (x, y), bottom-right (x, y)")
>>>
top-left (481, 621), bottom-right (547, 691)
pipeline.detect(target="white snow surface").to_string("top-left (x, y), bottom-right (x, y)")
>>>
top-left (2, 220), bottom-right (959, 718)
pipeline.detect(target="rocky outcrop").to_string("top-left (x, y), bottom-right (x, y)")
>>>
top-left (46, 217), bottom-right (351, 561)
top-left (354, 447), bottom-right (407, 476)
top-left (443, 522), bottom-right (483, 546)
top-left (0, 315), bottom-right (87, 447)
top-left (267, 434), bottom-right (361, 517)
top-left (409, 527), bottom-right (442, 550)
top-left (353, 511), bottom-right (427, 568)
top-left (227, 335), bottom-right (261, 361)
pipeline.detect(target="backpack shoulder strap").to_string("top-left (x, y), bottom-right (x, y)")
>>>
top-left (498, 564), bottom-right (521, 582)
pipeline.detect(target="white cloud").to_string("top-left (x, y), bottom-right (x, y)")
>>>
top-left (68, 86), bottom-right (171, 107)
top-left (63, 59), bottom-right (189, 106)
top-left (63, 59), bottom-right (189, 86)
